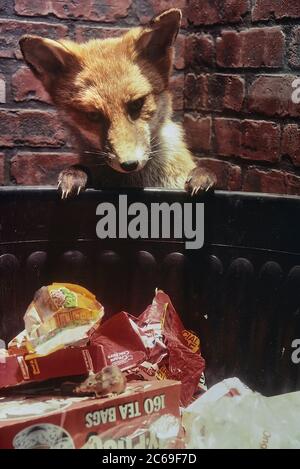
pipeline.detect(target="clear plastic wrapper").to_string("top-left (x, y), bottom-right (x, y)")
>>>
top-left (183, 378), bottom-right (300, 449)
top-left (9, 283), bottom-right (104, 356)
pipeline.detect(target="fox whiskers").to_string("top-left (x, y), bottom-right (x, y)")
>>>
top-left (83, 151), bottom-right (117, 168)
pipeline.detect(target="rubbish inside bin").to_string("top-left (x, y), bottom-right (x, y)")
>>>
top-left (8, 283), bottom-right (104, 356)
top-left (0, 380), bottom-right (183, 449)
top-left (2, 283), bottom-right (300, 449)
top-left (89, 289), bottom-right (206, 406)
top-left (0, 286), bottom-right (208, 449)
top-left (1, 288), bottom-right (205, 407)
top-left (73, 365), bottom-right (127, 397)
top-left (183, 378), bottom-right (300, 449)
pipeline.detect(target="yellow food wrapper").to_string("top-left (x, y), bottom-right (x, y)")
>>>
top-left (8, 283), bottom-right (104, 356)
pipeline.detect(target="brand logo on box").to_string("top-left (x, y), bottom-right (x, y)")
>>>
top-left (13, 423), bottom-right (75, 449)
top-left (29, 358), bottom-right (40, 376)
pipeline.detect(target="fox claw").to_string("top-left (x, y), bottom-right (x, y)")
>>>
top-left (185, 167), bottom-right (217, 196)
top-left (58, 168), bottom-right (88, 200)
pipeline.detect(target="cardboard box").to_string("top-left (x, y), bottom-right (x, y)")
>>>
top-left (0, 380), bottom-right (182, 449)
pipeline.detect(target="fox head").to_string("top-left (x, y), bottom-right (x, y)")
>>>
top-left (19, 9), bottom-right (181, 174)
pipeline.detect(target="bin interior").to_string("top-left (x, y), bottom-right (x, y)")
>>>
top-left (0, 187), bottom-right (300, 396)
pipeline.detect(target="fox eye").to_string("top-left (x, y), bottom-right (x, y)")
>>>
top-left (127, 97), bottom-right (146, 119)
top-left (87, 111), bottom-right (103, 123)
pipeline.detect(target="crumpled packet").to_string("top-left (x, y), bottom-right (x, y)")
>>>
top-left (8, 283), bottom-right (104, 356)
top-left (183, 378), bottom-right (300, 449)
top-left (90, 290), bottom-right (205, 406)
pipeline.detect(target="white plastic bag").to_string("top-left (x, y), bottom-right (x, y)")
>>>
top-left (183, 378), bottom-right (300, 449)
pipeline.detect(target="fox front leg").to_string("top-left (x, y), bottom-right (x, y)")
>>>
top-left (185, 166), bottom-right (217, 196)
top-left (58, 166), bottom-right (88, 199)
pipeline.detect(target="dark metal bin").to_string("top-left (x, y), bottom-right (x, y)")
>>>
top-left (0, 187), bottom-right (299, 396)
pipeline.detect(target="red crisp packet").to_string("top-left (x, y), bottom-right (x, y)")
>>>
top-left (136, 290), bottom-right (205, 406)
top-left (89, 312), bottom-right (148, 369)
top-left (0, 345), bottom-right (106, 389)
top-left (90, 290), bottom-right (205, 406)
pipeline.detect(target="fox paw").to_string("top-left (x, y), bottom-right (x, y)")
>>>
top-left (185, 167), bottom-right (217, 196)
top-left (58, 167), bottom-right (88, 199)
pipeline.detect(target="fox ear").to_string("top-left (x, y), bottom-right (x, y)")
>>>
top-left (136, 8), bottom-right (181, 79)
top-left (19, 35), bottom-right (76, 90)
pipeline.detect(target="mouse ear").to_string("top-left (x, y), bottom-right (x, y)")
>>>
top-left (135, 8), bottom-right (182, 82)
top-left (94, 370), bottom-right (104, 379)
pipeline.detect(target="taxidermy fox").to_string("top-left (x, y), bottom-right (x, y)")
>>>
top-left (19, 8), bottom-right (216, 198)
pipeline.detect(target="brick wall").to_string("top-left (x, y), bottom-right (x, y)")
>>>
top-left (0, 0), bottom-right (185, 187)
top-left (0, 0), bottom-right (300, 194)
top-left (185, 0), bottom-right (300, 194)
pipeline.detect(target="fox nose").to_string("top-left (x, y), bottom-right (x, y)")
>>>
top-left (120, 160), bottom-right (139, 172)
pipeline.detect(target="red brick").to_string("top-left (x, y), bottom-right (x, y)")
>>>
top-left (285, 173), bottom-right (300, 195)
top-left (196, 158), bottom-right (242, 190)
top-left (14, 0), bottom-right (131, 22)
top-left (174, 34), bottom-right (186, 71)
top-left (184, 73), bottom-right (206, 110)
top-left (17, 111), bottom-right (66, 147)
top-left (0, 110), bottom-right (65, 147)
top-left (184, 114), bottom-right (212, 152)
top-left (243, 167), bottom-right (300, 195)
top-left (185, 73), bottom-right (245, 112)
top-left (188, 0), bottom-right (249, 25)
top-left (248, 76), bottom-right (300, 118)
top-left (0, 112), bottom-right (18, 147)
top-left (214, 118), bottom-right (241, 157)
top-left (185, 34), bottom-right (215, 69)
top-left (170, 74), bottom-right (184, 111)
top-left (136, 0), bottom-right (187, 27)
top-left (0, 19), bottom-right (68, 59)
top-left (252, 0), bottom-right (300, 21)
top-left (216, 27), bottom-right (284, 68)
top-left (241, 121), bottom-right (281, 162)
top-left (215, 118), bottom-right (281, 162)
top-left (0, 153), bottom-right (5, 185)
top-left (282, 125), bottom-right (300, 167)
top-left (11, 152), bottom-right (80, 185)
top-left (243, 168), bottom-right (286, 194)
top-left (210, 74), bottom-right (245, 112)
top-left (12, 66), bottom-right (51, 103)
top-left (289, 27), bottom-right (300, 69)
top-left (0, 74), bottom-right (5, 103)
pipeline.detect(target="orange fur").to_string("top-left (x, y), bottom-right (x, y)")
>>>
top-left (19, 9), bottom-right (215, 195)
